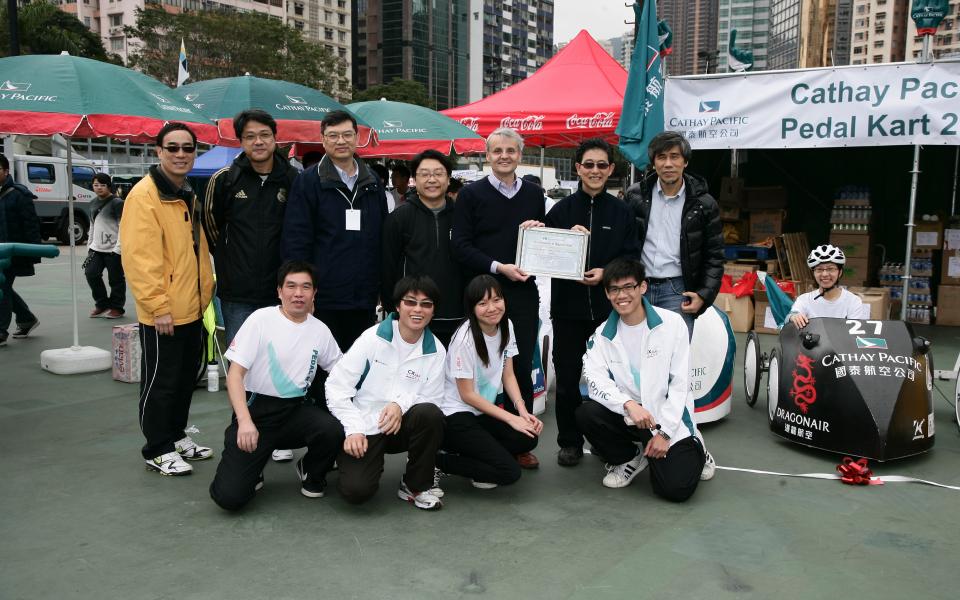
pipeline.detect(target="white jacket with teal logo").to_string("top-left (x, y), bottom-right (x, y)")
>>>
top-left (583, 298), bottom-right (701, 447)
top-left (325, 314), bottom-right (445, 436)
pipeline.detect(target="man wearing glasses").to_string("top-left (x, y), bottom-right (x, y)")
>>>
top-left (203, 109), bottom-right (301, 463)
top-left (283, 110), bottom-right (388, 355)
top-left (576, 257), bottom-right (710, 501)
top-left (120, 123), bottom-right (215, 476)
top-left (542, 138), bottom-right (639, 467)
top-left (625, 131), bottom-right (724, 337)
top-left (381, 150), bottom-right (463, 350)
top-left (325, 275), bottom-right (446, 510)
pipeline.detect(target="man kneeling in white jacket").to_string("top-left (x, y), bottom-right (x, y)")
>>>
top-left (576, 258), bottom-right (715, 501)
top-left (325, 275), bottom-right (447, 510)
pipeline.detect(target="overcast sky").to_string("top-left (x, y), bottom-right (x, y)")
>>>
top-left (553, 0), bottom-right (636, 45)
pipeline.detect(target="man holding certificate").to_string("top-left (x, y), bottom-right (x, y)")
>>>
top-left (543, 138), bottom-right (639, 467)
top-left (452, 127), bottom-right (544, 469)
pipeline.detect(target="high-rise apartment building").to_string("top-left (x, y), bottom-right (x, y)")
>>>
top-left (905, 0), bottom-right (960, 60)
top-left (769, 0), bottom-right (860, 69)
top-left (849, 0), bottom-right (909, 65)
top-left (716, 0), bottom-right (770, 72)
top-left (659, 0), bottom-right (720, 75)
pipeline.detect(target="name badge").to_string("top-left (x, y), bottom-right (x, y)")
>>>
top-left (345, 209), bottom-right (361, 231)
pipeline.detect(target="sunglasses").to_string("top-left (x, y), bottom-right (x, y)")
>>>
top-left (401, 297), bottom-right (435, 309)
top-left (579, 161), bottom-right (610, 170)
top-left (161, 144), bottom-right (196, 154)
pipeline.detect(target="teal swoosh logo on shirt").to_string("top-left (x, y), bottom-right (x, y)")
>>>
top-left (267, 342), bottom-right (303, 397)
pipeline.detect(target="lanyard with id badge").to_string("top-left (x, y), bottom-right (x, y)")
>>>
top-left (338, 187), bottom-right (362, 231)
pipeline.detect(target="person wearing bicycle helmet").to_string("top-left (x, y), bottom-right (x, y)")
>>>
top-left (787, 244), bottom-right (869, 328)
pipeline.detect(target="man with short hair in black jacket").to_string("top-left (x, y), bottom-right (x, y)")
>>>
top-left (625, 131), bottom-right (724, 338)
top-left (544, 138), bottom-right (640, 466)
top-left (381, 150), bottom-right (462, 349)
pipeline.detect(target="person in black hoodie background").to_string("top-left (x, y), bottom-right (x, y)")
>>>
top-left (543, 138), bottom-right (640, 467)
top-left (381, 150), bottom-right (462, 350)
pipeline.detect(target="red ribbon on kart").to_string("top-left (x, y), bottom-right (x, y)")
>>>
top-left (836, 457), bottom-right (883, 486)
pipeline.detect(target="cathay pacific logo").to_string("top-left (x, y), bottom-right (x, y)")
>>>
top-left (699, 100), bottom-right (720, 113)
top-left (0, 81), bottom-right (31, 92)
top-left (285, 95), bottom-right (307, 105)
top-left (856, 337), bottom-right (888, 349)
top-left (383, 120), bottom-right (402, 128)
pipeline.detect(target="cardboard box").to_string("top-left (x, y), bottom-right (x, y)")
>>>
top-left (723, 261), bottom-right (759, 280)
top-left (749, 210), bottom-right (785, 242)
top-left (914, 221), bottom-right (944, 249)
top-left (764, 259), bottom-right (779, 277)
top-left (719, 203), bottom-right (741, 222)
top-left (745, 186), bottom-right (788, 210)
top-left (112, 324), bottom-right (141, 383)
top-left (718, 177), bottom-right (745, 205)
top-left (753, 301), bottom-right (779, 334)
top-left (842, 257), bottom-right (872, 284)
top-left (829, 232), bottom-right (872, 258)
top-left (935, 285), bottom-right (960, 326)
top-left (715, 292), bottom-right (755, 333)
top-left (944, 228), bottom-right (960, 251)
top-left (941, 250), bottom-right (960, 285)
top-left (847, 286), bottom-right (892, 320)
top-left (722, 220), bottom-right (749, 244)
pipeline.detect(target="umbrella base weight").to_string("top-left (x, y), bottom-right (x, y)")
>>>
top-left (41, 346), bottom-right (112, 375)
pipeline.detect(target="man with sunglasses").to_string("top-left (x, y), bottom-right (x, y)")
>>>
top-left (625, 131), bottom-right (724, 338)
top-left (542, 138), bottom-right (639, 467)
top-left (202, 110), bottom-right (300, 463)
top-left (283, 110), bottom-right (388, 356)
top-left (120, 123), bottom-right (215, 476)
top-left (325, 275), bottom-right (446, 510)
top-left (381, 150), bottom-right (463, 350)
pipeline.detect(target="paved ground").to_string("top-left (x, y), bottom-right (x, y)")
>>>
top-left (2, 248), bottom-right (959, 599)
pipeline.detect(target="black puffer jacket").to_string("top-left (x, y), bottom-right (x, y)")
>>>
top-left (0, 175), bottom-right (42, 276)
top-left (625, 171), bottom-right (724, 314)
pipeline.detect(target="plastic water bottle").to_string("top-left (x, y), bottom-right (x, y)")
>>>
top-left (207, 363), bottom-right (219, 392)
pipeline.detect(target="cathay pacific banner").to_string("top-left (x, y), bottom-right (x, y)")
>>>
top-left (664, 61), bottom-right (960, 149)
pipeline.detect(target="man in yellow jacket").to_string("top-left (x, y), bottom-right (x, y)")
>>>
top-left (120, 123), bottom-right (215, 476)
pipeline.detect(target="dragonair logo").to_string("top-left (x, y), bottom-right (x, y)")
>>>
top-left (0, 81), bottom-right (31, 92)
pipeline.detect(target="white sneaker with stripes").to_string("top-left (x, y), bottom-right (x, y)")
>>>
top-left (602, 453), bottom-right (648, 488)
top-left (146, 451), bottom-right (193, 476)
top-left (175, 436), bottom-right (213, 461)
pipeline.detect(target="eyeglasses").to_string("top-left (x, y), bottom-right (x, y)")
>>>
top-left (415, 170), bottom-right (447, 179)
top-left (401, 297), bottom-right (435, 309)
top-left (242, 132), bottom-right (274, 143)
top-left (813, 266), bottom-right (840, 274)
top-left (606, 282), bottom-right (641, 296)
top-left (579, 161), bottom-right (610, 171)
top-left (323, 131), bottom-right (356, 142)
top-left (161, 144), bottom-right (196, 154)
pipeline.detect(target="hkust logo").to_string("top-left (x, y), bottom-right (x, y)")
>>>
top-left (855, 337), bottom-right (888, 350)
top-left (699, 100), bottom-right (720, 113)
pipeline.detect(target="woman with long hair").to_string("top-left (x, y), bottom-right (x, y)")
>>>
top-left (435, 275), bottom-right (543, 489)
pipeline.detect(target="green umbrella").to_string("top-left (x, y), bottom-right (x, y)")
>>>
top-left (346, 99), bottom-right (485, 158)
top-left (0, 53), bottom-right (217, 142)
top-left (177, 74), bottom-right (375, 146)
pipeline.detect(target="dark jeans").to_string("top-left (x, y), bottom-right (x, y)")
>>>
top-left (552, 316), bottom-right (605, 449)
top-left (645, 276), bottom-right (696, 338)
top-left (138, 320), bottom-right (204, 460)
top-left (310, 308), bottom-right (376, 406)
top-left (220, 299), bottom-right (276, 346)
top-left (502, 282), bottom-right (539, 413)
top-left (337, 403), bottom-right (445, 504)
top-left (576, 400), bottom-right (705, 502)
top-left (84, 250), bottom-right (125, 312)
top-left (0, 271), bottom-right (37, 336)
top-left (437, 411), bottom-right (538, 485)
top-left (209, 395), bottom-right (344, 511)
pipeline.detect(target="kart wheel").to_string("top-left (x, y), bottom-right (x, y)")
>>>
top-left (767, 348), bottom-right (780, 425)
top-left (743, 331), bottom-right (761, 407)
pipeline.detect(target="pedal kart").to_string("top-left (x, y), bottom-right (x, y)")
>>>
top-left (743, 317), bottom-right (934, 461)
top-left (689, 305), bottom-right (736, 424)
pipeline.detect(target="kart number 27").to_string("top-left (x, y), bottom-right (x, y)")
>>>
top-left (846, 320), bottom-right (882, 335)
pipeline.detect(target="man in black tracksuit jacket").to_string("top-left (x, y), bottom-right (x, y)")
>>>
top-left (202, 112), bottom-right (299, 346)
top-left (381, 150), bottom-right (463, 350)
top-left (543, 138), bottom-right (640, 466)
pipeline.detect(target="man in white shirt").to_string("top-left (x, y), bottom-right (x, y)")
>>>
top-left (209, 261), bottom-right (344, 510)
top-left (325, 275), bottom-right (446, 510)
top-left (576, 257), bottom-right (714, 502)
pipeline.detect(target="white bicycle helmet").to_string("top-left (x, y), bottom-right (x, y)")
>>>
top-left (807, 244), bottom-right (846, 269)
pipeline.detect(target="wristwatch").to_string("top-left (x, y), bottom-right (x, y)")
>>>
top-left (652, 424), bottom-right (671, 441)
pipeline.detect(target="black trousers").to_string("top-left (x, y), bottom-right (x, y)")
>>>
top-left (310, 308), bottom-right (376, 405)
top-left (437, 411), bottom-right (538, 485)
top-left (209, 395), bottom-right (344, 511)
top-left (138, 320), bottom-right (204, 460)
top-left (84, 250), bottom-right (125, 311)
top-left (502, 282), bottom-right (539, 413)
top-left (576, 400), bottom-right (705, 502)
top-left (337, 403), bottom-right (445, 504)
top-left (552, 316), bottom-right (605, 449)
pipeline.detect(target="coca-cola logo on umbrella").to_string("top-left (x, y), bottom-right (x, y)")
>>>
top-left (565, 112), bottom-right (615, 129)
top-left (459, 117), bottom-right (481, 132)
top-left (499, 115), bottom-right (544, 131)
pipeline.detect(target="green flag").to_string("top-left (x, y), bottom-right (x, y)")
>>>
top-left (616, 0), bottom-right (665, 170)
top-left (911, 0), bottom-right (949, 34)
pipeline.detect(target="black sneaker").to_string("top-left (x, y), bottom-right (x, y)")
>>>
top-left (295, 458), bottom-right (326, 498)
top-left (557, 446), bottom-right (584, 467)
top-left (12, 320), bottom-right (38, 339)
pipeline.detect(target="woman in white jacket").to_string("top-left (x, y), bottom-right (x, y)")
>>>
top-left (576, 258), bottom-right (714, 501)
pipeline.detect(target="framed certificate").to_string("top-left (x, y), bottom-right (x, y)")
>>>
top-left (515, 226), bottom-right (589, 281)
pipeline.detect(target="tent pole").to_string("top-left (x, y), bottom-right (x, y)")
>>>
top-left (951, 146), bottom-right (958, 217)
top-left (65, 137), bottom-right (80, 348)
top-left (731, 148), bottom-right (738, 178)
top-left (539, 146), bottom-right (544, 183)
top-left (901, 35), bottom-right (931, 321)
